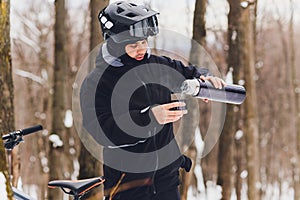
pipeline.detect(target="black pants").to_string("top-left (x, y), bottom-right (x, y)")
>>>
top-left (105, 187), bottom-right (181, 200)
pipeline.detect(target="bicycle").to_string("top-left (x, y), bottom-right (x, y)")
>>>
top-left (2, 125), bottom-right (105, 200)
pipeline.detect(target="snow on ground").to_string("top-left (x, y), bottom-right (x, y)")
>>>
top-left (187, 127), bottom-right (295, 200)
top-left (0, 173), bottom-right (8, 200)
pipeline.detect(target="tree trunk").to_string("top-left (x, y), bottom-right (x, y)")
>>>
top-left (191, 0), bottom-right (206, 47)
top-left (178, 1), bottom-right (207, 199)
top-left (178, 97), bottom-right (200, 200)
top-left (77, 1), bottom-right (108, 199)
top-left (0, 0), bottom-right (15, 199)
top-left (191, 0), bottom-right (217, 189)
top-left (48, 0), bottom-right (72, 199)
top-left (37, 29), bottom-right (53, 200)
top-left (234, 135), bottom-right (244, 200)
top-left (240, 2), bottom-right (261, 200)
top-left (217, 105), bottom-right (235, 200)
top-left (217, 1), bottom-right (242, 199)
top-left (289, 1), bottom-right (300, 199)
top-left (90, 0), bottom-right (106, 50)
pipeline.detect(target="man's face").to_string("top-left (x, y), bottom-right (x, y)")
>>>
top-left (125, 39), bottom-right (148, 61)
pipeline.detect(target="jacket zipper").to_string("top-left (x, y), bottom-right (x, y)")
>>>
top-left (140, 77), bottom-right (158, 195)
top-left (152, 127), bottom-right (158, 195)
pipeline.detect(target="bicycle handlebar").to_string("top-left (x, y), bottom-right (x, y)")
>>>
top-left (2, 124), bottom-right (43, 140)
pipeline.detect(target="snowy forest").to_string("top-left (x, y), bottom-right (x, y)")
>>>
top-left (1, 0), bottom-right (300, 199)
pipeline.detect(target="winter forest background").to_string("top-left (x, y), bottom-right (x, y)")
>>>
top-left (1, 0), bottom-right (300, 199)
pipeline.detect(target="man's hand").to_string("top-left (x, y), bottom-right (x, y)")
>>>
top-left (151, 102), bottom-right (187, 125)
top-left (199, 75), bottom-right (226, 103)
top-left (200, 75), bottom-right (226, 89)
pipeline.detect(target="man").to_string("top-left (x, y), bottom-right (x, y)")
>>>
top-left (80, 1), bottom-right (225, 199)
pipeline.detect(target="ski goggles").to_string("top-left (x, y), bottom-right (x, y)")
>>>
top-left (110, 15), bottom-right (159, 43)
top-left (129, 15), bottom-right (159, 38)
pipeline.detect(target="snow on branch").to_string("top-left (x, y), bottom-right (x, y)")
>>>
top-left (14, 69), bottom-right (45, 84)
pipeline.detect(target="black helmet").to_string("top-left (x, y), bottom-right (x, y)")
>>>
top-left (98, 1), bottom-right (159, 43)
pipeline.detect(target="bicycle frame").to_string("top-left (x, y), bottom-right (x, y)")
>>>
top-left (12, 187), bottom-right (36, 200)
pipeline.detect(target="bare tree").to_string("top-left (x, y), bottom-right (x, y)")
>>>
top-left (48, 0), bottom-right (73, 199)
top-left (240, 1), bottom-right (260, 199)
top-left (0, 0), bottom-right (14, 199)
top-left (177, 1), bottom-right (207, 200)
top-left (254, 1), bottom-right (293, 198)
top-left (77, 1), bottom-right (108, 199)
top-left (288, 0), bottom-right (300, 199)
top-left (217, 1), bottom-right (242, 199)
top-left (12, 3), bottom-right (54, 198)
top-left (90, 0), bottom-right (107, 50)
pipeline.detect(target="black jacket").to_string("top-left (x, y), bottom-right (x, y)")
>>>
top-left (80, 44), bottom-right (209, 198)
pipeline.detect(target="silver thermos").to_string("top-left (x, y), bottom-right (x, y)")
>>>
top-left (181, 79), bottom-right (246, 105)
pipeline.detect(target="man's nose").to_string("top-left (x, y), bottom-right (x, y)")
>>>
top-left (137, 44), bottom-right (146, 52)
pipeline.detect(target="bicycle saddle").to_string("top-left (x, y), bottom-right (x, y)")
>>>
top-left (48, 176), bottom-right (105, 197)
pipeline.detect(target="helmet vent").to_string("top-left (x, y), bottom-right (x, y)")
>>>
top-left (129, 3), bottom-right (137, 7)
top-left (126, 13), bottom-right (137, 18)
top-left (117, 7), bottom-right (125, 13)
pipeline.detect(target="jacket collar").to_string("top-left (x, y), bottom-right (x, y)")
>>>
top-left (102, 43), bottom-right (124, 67)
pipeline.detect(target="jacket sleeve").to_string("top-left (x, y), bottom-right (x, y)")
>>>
top-left (160, 56), bottom-right (211, 79)
top-left (152, 56), bottom-right (211, 93)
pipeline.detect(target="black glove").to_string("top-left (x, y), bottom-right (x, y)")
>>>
top-left (181, 155), bottom-right (192, 172)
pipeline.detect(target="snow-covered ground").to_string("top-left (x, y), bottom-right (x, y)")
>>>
top-left (0, 173), bottom-right (8, 200)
